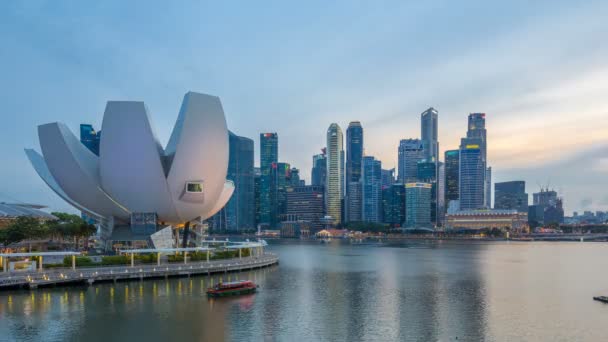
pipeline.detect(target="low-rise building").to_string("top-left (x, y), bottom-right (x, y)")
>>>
top-left (446, 209), bottom-right (528, 232)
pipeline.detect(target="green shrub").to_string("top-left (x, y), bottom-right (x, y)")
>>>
top-left (101, 255), bottom-right (129, 265)
top-left (135, 254), bottom-right (156, 264)
top-left (167, 254), bottom-right (184, 263)
top-left (63, 256), bottom-right (94, 267)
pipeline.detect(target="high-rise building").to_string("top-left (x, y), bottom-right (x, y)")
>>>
top-left (467, 113), bottom-right (490, 207)
top-left (311, 150), bottom-right (327, 187)
top-left (459, 138), bottom-right (485, 210)
top-left (381, 168), bottom-right (395, 188)
top-left (405, 182), bottom-right (432, 228)
top-left (345, 121), bottom-right (364, 222)
top-left (346, 181), bottom-right (362, 222)
top-left (80, 124), bottom-right (101, 156)
top-left (285, 185), bottom-right (325, 231)
top-left (326, 123), bottom-right (344, 225)
top-left (254, 167), bottom-right (261, 227)
top-left (421, 107), bottom-right (439, 162)
top-left (382, 183), bottom-right (405, 227)
top-left (444, 150), bottom-right (460, 210)
top-left (533, 189), bottom-right (558, 207)
top-left (259, 133), bottom-right (278, 228)
top-left (495, 181), bottom-right (528, 213)
top-left (290, 167), bottom-right (301, 187)
top-left (437, 162), bottom-right (445, 225)
top-left (362, 156), bottom-right (382, 223)
top-left (210, 132), bottom-right (255, 231)
top-left (417, 160), bottom-right (438, 225)
top-left (398, 139), bottom-right (424, 183)
top-left (274, 162), bottom-right (291, 223)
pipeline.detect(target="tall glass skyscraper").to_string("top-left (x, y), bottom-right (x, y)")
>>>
top-left (467, 113), bottom-right (490, 207)
top-left (421, 107), bottom-right (439, 162)
top-left (311, 151), bottom-right (327, 187)
top-left (459, 138), bottom-right (485, 210)
top-left (405, 182), bottom-right (432, 228)
top-left (260, 133), bottom-right (278, 228)
top-left (80, 124), bottom-right (101, 156)
top-left (211, 131), bottom-right (255, 231)
top-left (417, 161), bottom-right (438, 225)
top-left (398, 139), bottom-right (424, 183)
top-left (346, 121), bottom-right (363, 222)
top-left (326, 123), bottom-right (344, 225)
top-left (382, 183), bottom-right (405, 227)
top-left (444, 150), bottom-right (460, 209)
top-left (362, 156), bottom-right (382, 223)
top-left (274, 162), bottom-right (291, 223)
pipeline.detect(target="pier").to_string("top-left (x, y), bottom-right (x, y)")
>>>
top-left (0, 253), bottom-right (278, 290)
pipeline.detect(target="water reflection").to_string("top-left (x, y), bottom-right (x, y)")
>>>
top-left (1, 241), bottom-right (608, 341)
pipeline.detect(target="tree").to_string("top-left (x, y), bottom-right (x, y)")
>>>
top-left (0, 216), bottom-right (48, 245)
top-left (47, 212), bottom-right (96, 249)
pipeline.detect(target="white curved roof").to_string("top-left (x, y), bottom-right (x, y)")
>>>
top-left (26, 91), bottom-right (233, 224)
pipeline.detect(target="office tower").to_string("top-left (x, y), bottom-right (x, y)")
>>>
top-left (437, 162), bottom-right (445, 225)
top-left (326, 123), bottom-right (344, 225)
top-left (444, 150), bottom-right (460, 209)
top-left (254, 167), bottom-right (261, 228)
top-left (495, 181), bottom-right (528, 213)
top-left (421, 107), bottom-right (439, 162)
top-left (405, 183), bottom-right (432, 228)
top-left (381, 168), bottom-right (395, 188)
top-left (285, 185), bottom-right (325, 231)
top-left (362, 156), bottom-right (382, 223)
top-left (211, 132), bottom-right (255, 231)
top-left (459, 138), bottom-right (485, 210)
top-left (485, 167), bottom-right (492, 208)
top-left (345, 121), bottom-right (364, 222)
top-left (532, 188), bottom-right (564, 225)
top-left (382, 183), bottom-right (405, 227)
top-left (544, 198), bottom-right (564, 225)
top-left (80, 124), bottom-right (101, 156)
top-left (528, 204), bottom-right (545, 226)
top-left (274, 162), bottom-right (291, 223)
top-left (533, 189), bottom-right (558, 206)
top-left (417, 161), bottom-right (438, 225)
top-left (311, 151), bottom-right (327, 187)
top-left (290, 167), bottom-right (301, 187)
top-left (467, 113), bottom-right (489, 207)
top-left (398, 139), bottom-right (424, 183)
top-left (259, 133), bottom-right (278, 228)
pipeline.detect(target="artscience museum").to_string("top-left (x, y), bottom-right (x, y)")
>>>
top-left (25, 92), bottom-right (234, 250)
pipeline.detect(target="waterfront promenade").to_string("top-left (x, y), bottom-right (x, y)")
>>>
top-left (0, 253), bottom-right (278, 290)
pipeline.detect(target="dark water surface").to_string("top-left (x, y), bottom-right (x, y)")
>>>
top-left (1, 240), bottom-right (608, 341)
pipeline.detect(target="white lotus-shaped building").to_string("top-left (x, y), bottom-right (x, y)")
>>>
top-left (25, 91), bottom-right (234, 240)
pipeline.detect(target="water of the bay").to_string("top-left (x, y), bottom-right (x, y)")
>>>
top-left (1, 240), bottom-right (607, 341)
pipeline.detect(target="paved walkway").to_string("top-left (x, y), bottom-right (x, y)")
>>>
top-left (0, 254), bottom-right (278, 290)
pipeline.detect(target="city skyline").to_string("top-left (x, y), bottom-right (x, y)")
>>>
top-left (1, 1), bottom-right (608, 215)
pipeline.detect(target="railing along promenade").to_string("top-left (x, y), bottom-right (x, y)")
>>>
top-left (0, 253), bottom-right (278, 290)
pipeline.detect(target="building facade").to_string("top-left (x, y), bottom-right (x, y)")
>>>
top-left (446, 209), bottom-right (528, 233)
top-left (421, 107), bottom-right (439, 162)
top-left (80, 124), bottom-right (101, 156)
top-left (459, 138), bottom-right (485, 210)
top-left (382, 183), bottom-right (405, 227)
top-left (285, 185), bottom-right (325, 232)
top-left (494, 181), bottom-right (528, 213)
top-left (326, 123), bottom-right (344, 225)
top-left (362, 156), bottom-right (382, 223)
top-left (259, 133), bottom-right (278, 228)
top-left (398, 139), bottom-right (424, 183)
top-left (405, 182), bottom-right (432, 228)
top-left (311, 151), bottom-right (327, 187)
top-left (444, 150), bottom-right (459, 210)
top-left (345, 121), bottom-right (363, 222)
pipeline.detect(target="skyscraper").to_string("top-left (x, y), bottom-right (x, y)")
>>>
top-left (405, 182), bottom-right (432, 228)
top-left (254, 167), bottom-right (261, 228)
top-left (326, 123), bottom-right (344, 225)
top-left (345, 121), bottom-right (364, 222)
top-left (495, 181), bottom-right (528, 213)
top-left (260, 133), bottom-right (278, 228)
top-left (382, 183), bottom-right (405, 227)
top-left (211, 132), bottom-right (255, 231)
top-left (444, 150), bottom-right (459, 209)
top-left (285, 185), bottom-right (325, 231)
top-left (398, 139), bottom-right (424, 183)
top-left (417, 160), bottom-right (438, 225)
top-left (80, 124), bottom-right (101, 156)
top-left (381, 168), bottom-right (395, 188)
top-left (311, 150), bottom-right (327, 187)
top-left (467, 113), bottom-right (490, 207)
top-left (290, 167), bottom-right (301, 187)
top-left (362, 156), bottom-right (382, 223)
top-left (274, 162), bottom-right (292, 223)
top-left (421, 107), bottom-right (439, 162)
top-left (346, 181), bottom-right (362, 222)
top-left (459, 138), bottom-right (485, 210)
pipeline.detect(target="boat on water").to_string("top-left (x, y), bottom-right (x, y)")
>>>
top-left (593, 296), bottom-right (608, 303)
top-left (207, 280), bottom-right (258, 297)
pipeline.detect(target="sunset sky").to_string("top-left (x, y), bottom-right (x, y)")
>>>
top-left (1, 1), bottom-right (607, 214)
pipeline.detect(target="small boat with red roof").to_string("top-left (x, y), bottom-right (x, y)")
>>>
top-left (206, 280), bottom-right (258, 297)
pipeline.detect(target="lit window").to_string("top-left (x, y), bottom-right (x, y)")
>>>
top-left (186, 182), bottom-right (203, 193)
